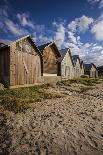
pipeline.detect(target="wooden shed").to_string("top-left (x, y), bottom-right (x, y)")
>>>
top-left (84, 63), bottom-right (98, 78)
top-left (72, 55), bottom-right (82, 78)
top-left (97, 66), bottom-right (103, 77)
top-left (80, 61), bottom-right (84, 76)
top-left (38, 42), bottom-right (61, 76)
top-left (59, 48), bottom-right (74, 79)
top-left (0, 35), bottom-right (42, 88)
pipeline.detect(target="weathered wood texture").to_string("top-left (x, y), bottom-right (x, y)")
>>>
top-left (0, 48), bottom-right (10, 86)
top-left (43, 45), bottom-right (61, 76)
top-left (74, 59), bottom-right (81, 78)
top-left (9, 38), bottom-right (41, 86)
top-left (61, 51), bottom-right (74, 79)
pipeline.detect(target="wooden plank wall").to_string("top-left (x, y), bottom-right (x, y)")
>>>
top-left (43, 46), bottom-right (59, 75)
top-left (10, 40), bottom-right (41, 86)
top-left (0, 48), bottom-right (10, 86)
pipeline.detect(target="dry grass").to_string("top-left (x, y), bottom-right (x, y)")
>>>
top-left (57, 78), bottom-right (99, 86)
top-left (0, 84), bottom-right (61, 113)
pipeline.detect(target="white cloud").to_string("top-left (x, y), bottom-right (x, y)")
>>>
top-left (54, 23), bottom-right (65, 47)
top-left (91, 20), bottom-right (103, 41)
top-left (87, 0), bottom-right (103, 9)
top-left (5, 19), bottom-right (28, 36)
top-left (68, 15), bottom-right (93, 33)
top-left (67, 32), bottom-right (77, 44)
top-left (17, 13), bottom-right (35, 29)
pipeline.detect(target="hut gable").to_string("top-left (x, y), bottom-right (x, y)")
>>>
top-left (72, 55), bottom-right (81, 78)
top-left (84, 63), bottom-right (98, 78)
top-left (59, 48), bottom-right (74, 78)
top-left (38, 42), bottom-right (61, 76)
top-left (80, 61), bottom-right (84, 76)
top-left (97, 66), bottom-right (103, 77)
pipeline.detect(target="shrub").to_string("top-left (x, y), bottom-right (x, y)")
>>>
top-left (80, 75), bottom-right (89, 78)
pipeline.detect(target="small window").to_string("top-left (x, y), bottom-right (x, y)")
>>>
top-left (16, 42), bottom-right (22, 51)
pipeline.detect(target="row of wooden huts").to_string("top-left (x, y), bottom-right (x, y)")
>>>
top-left (0, 35), bottom-right (98, 88)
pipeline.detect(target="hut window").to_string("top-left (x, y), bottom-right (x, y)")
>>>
top-left (16, 42), bottom-right (22, 51)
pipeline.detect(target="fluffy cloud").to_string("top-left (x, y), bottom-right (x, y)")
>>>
top-left (68, 15), bottom-right (93, 33)
top-left (0, 1), bottom-right (103, 66)
top-left (87, 0), bottom-right (103, 9)
top-left (17, 13), bottom-right (35, 29)
top-left (4, 19), bottom-right (28, 36)
top-left (91, 20), bottom-right (103, 41)
top-left (53, 23), bottom-right (65, 47)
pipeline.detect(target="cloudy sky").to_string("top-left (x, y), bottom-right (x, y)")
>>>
top-left (0, 0), bottom-right (103, 66)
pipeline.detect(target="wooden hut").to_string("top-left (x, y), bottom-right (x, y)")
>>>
top-left (84, 63), bottom-right (98, 78)
top-left (80, 61), bottom-right (84, 76)
top-left (97, 66), bottom-right (103, 77)
top-left (59, 48), bottom-right (74, 79)
top-left (38, 42), bottom-right (61, 76)
top-left (0, 35), bottom-right (42, 88)
top-left (72, 55), bottom-right (82, 78)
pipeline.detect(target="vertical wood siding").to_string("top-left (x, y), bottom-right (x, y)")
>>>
top-left (9, 38), bottom-right (41, 86)
top-left (0, 48), bottom-right (10, 86)
top-left (43, 46), bottom-right (60, 75)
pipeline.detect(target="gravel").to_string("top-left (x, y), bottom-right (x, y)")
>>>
top-left (0, 83), bottom-right (103, 155)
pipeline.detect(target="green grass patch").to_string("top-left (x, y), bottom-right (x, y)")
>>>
top-left (0, 84), bottom-right (61, 113)
top-left (57, 78), bottom-right (99, 86)
top-left (79, 86), bottom-right (94, 93)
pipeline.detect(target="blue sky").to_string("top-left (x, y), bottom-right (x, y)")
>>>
top-left (0, 0), bottom-right (103, 66)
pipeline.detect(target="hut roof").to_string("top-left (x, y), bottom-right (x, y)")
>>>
top-left (72, 55), bottom-right (81, 65)
top-left (97, 66), bottom-right (103, 72)
top-left (38, 42), bottom-right (61, 57)
top-left (0, 35), bottom-right (41, 56)
top-left (84, 63), bottom-right (97, 71)
top-left (0, 43), bottom-right (8, 50)
top-left (59, 48), bottom-right (74, 66)
top-left (38, 42), bottom-right (52, 50)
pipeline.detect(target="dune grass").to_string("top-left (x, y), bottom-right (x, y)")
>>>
top-left (0, 84), bottom-right (61, 113)
top-left (57, 77), bottom-right (99, 86)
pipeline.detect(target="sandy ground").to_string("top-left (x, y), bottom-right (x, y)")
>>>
top-left (0, 83), bottom-right (103, 155)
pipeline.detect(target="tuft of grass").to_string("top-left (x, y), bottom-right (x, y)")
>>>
top-left (79, 86), bottom-right (94, 93)
top-left (0, 84), bottom-right (61, 113)
top-left (57, 78), bottom-right (99, 86)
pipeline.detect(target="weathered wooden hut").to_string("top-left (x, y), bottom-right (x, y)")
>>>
top-left (38, 42), bottom-right (61, 76)
top-left (72, 55), bottom-right (81, 78)
top-left (59, 48), bottom-right (74, 79)
top-left (0, 35), bottom-right (42, 88)
top-left (97, 66), bottom-right (103, 77)
top-left (84, 63), bottom-right (98, 78)
top-left (80, 61), bottom-right (84, 76)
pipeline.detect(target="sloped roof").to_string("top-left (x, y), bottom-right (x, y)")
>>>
top-left (38, 42), bottom-right (61, 57)
top-left (84, 64), bottom-right (92, 71)
top-left (38, 42), bottom-right (52, 50)
top-left (0, 35), bottom-right (41, 57)
top-left (97, 66), bottom-right (103, 72)
top-left (72, 55), bottom-right (81, 65)
top-left (59, 48), bottom-right (69, 61)
top-left (0, 42), bottom-right (8, 50)
top-left (84, 63), bottom-right (97, 71)
top-left (59, 48), bottom-right (74, 66)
